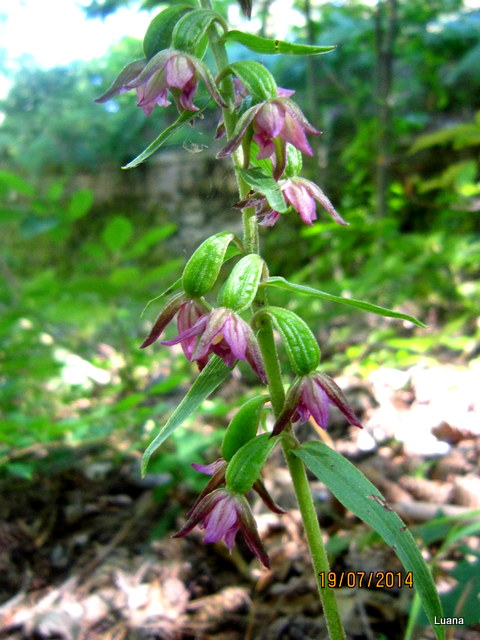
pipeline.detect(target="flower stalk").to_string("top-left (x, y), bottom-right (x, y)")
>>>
top-left (282, 432), bottom-right (346, 640)
top-left (93, 1), bottom-right (444, 637)
top-left (191, 10), bottom-right (347, 636)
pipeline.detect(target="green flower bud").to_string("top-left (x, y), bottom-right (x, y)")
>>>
top-left (217, 61), bottom-right (278, 102)
top-left (256, 306), bottom-right (320, 375)
top-left (182, 232), bottom-right (235, 298)
top-left (172, 9), bottom-right (228, 55)
top-left (284, 144), bottom-right (303, 177)
top-left (221, 395), bottom-right (269, 461)
top-left (143, 5), bottom-right (194, 59)
top-left (218, 254), bottom-right (265, 312)
top-left (225, 433), bottom-right (278, 494)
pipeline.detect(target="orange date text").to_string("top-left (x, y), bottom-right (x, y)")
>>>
top-left (317, 571), bottom-right (414, 589)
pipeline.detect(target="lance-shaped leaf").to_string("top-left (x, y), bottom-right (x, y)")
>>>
top-left (142, 356), bottom-right (233, 475)
top-left (143, 5), bottom-right (194, 59)
top-left (224, 30), bottom-right (336, 56)
top-left (218, 60), bottom-right (277, 103)
top-left (218, 254), bottom-right (265, 312)
top-left (221, 395), bottom-right (269, 461)
top-left (238, 167), bottom-right (289, 213)
top-left (293, 441), bottom-right (445, 640)
top-left (263, 277), bottom-right (427, 327)
top-left (141, 277), bottom-right (183, 317)
top-left (122, 99), bottom-right (209, 169)
top-left (172, 9), bottom-right (228, 54)
top-left (226, 433), bottom-right (278, 494)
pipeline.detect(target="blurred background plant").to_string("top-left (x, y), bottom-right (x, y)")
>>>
top-left (1, 0), bottom-right (479, 478)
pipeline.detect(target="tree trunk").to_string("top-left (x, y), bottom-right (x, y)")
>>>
top-left (374, 0), bottom-right (397, 219)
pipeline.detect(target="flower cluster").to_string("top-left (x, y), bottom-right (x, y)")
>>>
top-left (98, 5), bottom-right (365, 569)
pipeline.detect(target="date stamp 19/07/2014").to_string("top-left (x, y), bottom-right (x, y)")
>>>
top-left (317, 571), bottom-right (413, 589)
top-left (318, 572), bottom-right (466, 627)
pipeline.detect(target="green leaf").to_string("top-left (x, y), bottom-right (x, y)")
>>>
top-left (220, 60), bottom-right (277, 102)
top-left (102, 215), bottom-right (133, 251)
top-left (67, 189), bottom-right (93, 220)
top-left (218, 253), bottom-right (265, 312)
top-left (226, 433), bottom-right (278, 493)
top-left (0, 207), bottom-right (25, 224)
top-left (122, 100), bottom-right (209, 169)
top-left (223, 30), bottom-right (336, 56)
top-left (238, 167), bottom-right (288, 213)
top-left (221, 395), bottom-right (268, 461)
top-left (124, 224), bottom-right (177, 259)
top-left (172, 9), bottom-right (227, 54)
top-left (141, 277), bottom-right (183, 317)
top-left (294, 441), bottom-right (445, 640)
top-left (141, 356), bottom-right (233, 475)
top-left (0, 170), bottom-right (34, 196)
top-left (264, 277), bottom-right (427, 327)
top-left (409, 122), bottom-right (480, 154)
top-left (143, 5), bottom-right (194, 59)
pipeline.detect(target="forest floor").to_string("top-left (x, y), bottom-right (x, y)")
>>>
top-left (1, 361), bottom-right (479, 640)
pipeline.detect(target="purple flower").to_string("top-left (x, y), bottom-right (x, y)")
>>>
top-left (215, 84), bottom-right (295, 140)
top-left (95, 50), bottom-right (227, 115)
top-left (140, 293), bottom-right (208, 362)
top-left (273, 372), bottom-right (363, 436)
top-left (237, 177), bottom-right (348, 227)
top-left (172, 488), bottom-right (271, 567)
top-left (281, 177), bottom-right (347, 226)
top-left (218, 97), bottom-right (320, 160)
top-left (160, 307), bottom-right (267, 382)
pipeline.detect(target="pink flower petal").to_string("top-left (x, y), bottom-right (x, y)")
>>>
top-left (281, 111), bottom-right (314, 156)
top-left (283, 182), bottom-right (317, 225)
top-left (302, 377), bottom-right (330, 428)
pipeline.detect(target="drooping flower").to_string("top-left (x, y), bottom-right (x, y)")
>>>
top-left (218, 97), bottom-right (320, 160)
top-left (281, 177), bottom-right (347, 226)
top-left (236, 176), bottom-right (348, 227)
top-left (160, 307), bottom-right (267, 382)
top-left (95, 50), bottom-right (227, 115)
top-left (273, 372), bottom-right (363, 436)
top-left (215, 84), bottom-right (295, 140)
top-left (140, 293), bottom-right (208, 362)
top-left (172, 488), bottom-right (271, 567)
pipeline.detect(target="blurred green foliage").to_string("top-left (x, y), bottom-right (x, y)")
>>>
top-left (0, 168), bottom-right (192, 479)
top-left (0, 37), bottom-right (168, 174)
top-left (0, 0), bottom-right (479, 479)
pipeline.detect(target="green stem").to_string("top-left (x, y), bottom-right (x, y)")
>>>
top-left (256, 320), bottom-right (285, 415)
top-left (199, 0), bottom-right (258, 253)
top-left (282, 432), bottom-right (346, 639)
top-left (201, 9), bottom-right (346, 639)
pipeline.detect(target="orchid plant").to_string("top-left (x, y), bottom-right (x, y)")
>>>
top-left (96, 2), bottom-right (445, 638)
